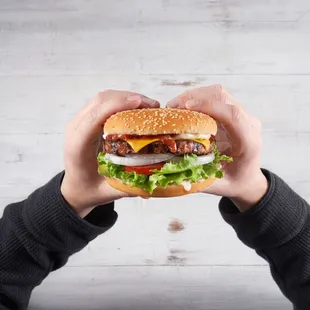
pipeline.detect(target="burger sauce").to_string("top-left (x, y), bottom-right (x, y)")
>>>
top-left (105, 134), bottom-right (177, 153)
top-left (159, 136), bottom-right (177, 153)
top-left (104, 134), bottom-right (215, 154)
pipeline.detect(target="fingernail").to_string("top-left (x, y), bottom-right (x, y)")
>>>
top-left (185, 99), bottom-right (199, 108)
top-left (142, 96), bottom-right (154, 103)
top-left (143, 97), bottom-right (160, 106)
top-left (166, 101), bottom-right (179, 108)
top-left (127, 95), bottom-right (142, 102)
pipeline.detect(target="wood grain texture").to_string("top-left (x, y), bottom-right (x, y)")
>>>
top-left (1, 1), bottom-right (310, 77)
top-left (1, 0), bottom-right (309, 23)
top-left (0, 0), bottom-right (308, 308)
top-left (29, 266), bottom-right (291, 310)
top-left (1, 75), bottom-right (310, 134)
top-left (1, 23), bottom-right (310, 76)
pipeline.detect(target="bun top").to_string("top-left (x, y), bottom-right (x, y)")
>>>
top-left (104, 108), bottom-right (217, 136)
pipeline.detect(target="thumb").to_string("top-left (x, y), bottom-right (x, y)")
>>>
top-left (99, 180), bottom-right (137, 201)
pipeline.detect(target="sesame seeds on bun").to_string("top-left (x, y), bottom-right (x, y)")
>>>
top-left (103, 108), bottom-right (217, 136)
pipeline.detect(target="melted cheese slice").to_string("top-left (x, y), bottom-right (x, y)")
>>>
top-left (193, 139), bottom-right (210, 151)
top-left (126, 138), bottom-right (210, 153)
top-left (126, 139), bottom-right (160, 153)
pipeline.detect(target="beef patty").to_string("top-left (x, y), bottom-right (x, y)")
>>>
top-left (104, 139), bottom-right (213, 156)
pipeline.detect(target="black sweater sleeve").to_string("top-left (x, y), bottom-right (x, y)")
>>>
top-left (0, 172), bottom-right (117, 310)
top-left (219, 170), bottom-right (310, 310)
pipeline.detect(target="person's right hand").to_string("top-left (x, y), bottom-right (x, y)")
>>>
top-left (61, 90), bottom-right (159, 218)
top-left (167, 85), bottom-right (268, 212)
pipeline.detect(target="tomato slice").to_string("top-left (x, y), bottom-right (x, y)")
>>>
top-left (124, 163), bottom-right (164, 175)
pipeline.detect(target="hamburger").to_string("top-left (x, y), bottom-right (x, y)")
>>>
top-left (97, 108), bottom-right (232, 197)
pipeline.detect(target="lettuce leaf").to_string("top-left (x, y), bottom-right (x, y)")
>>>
top-left (97, 144), bottom-right (232, 194)
top-left (151, 154), bottom-right (200, 175)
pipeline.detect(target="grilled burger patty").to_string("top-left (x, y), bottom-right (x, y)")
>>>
top-left (103, 139), bottom-right (213, 156)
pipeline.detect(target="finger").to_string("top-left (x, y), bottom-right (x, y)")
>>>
top-left (166, 93), bottom-right (190, 109)
top-left (199, 177), bottom-right (230, 197)
top-left (73, 91), bottom-right (112, 123)
top-left (166, 85), bottom-right (218, 108)
top-left (171, 85), bottom-right (246, 128)
top-left (138, 96), bottom-right (160, 109)
top-left (99, 181), bottom-right (137, 201)
top-left (166, 85), bottom-right (245, 112)
top-left (222, 89), bottom-right (245, 111)
top-left (75, 90), bottom-right (134, 119)
top-left (76, 96), bottom-right (143, 148)
top-left (166, 100), bottom-right (180, 108)
top-left (127, 94), bottom-right (160, 108)
top-left (167, 85), bottom-right (249, 143)
top-left (178, 85), bottom-right (249, 144)
top-left (185, 97), bottom-right (247, 141)
top-left (75, 91), bottom-right (158, 123)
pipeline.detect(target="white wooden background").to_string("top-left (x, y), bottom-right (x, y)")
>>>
top-left (1, 0), bottom-right (310, 309)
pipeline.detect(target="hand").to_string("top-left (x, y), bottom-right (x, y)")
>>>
top-left (61, 90), bottom-right (159, 218)
top-left (167, 85), bottom-right (268, 212)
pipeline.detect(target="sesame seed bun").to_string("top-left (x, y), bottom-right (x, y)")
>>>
top-left (106, 177), bottom-right (216, 198)
top-left (104, 108), bottom-right (217, 136)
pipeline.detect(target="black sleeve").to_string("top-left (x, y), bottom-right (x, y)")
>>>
top-left (0, 172), bottom-right (117, 310)
top-left (219, 169), bottom-right (310, 310)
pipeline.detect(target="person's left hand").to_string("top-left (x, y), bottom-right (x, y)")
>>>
top-left (166, 85), bottom-right (267, 211)
top-left (60, 90), bottom-right (159, 218)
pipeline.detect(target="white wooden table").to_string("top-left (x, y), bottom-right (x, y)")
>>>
top-left (2, 0), bottom-right (310, 309)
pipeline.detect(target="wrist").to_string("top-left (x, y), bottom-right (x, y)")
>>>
top-left (231, 170), bottom-right (269, 212)
top-left (60, 175), bottom-right (96, 218)
top-left (60, 174), bottom-right (122, 218)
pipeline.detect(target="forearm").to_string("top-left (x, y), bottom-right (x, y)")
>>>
top-left (219, 170), bottom-right (310, 309)
top-left (0, 173), bottom-right (117, 310)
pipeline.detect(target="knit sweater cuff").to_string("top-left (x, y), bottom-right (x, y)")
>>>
top-left (22, 172), bottom-right (117, 254)
top-left (219, 169), bottom-right (309, 250)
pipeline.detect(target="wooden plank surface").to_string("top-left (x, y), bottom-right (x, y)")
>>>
top-left (1, 0), bottom-right (309, 23)
top-left (1, 22), bottom-right (310, 76)
top-left (1, 1), bottom-right (310, 77)
top-left (29, 266), bottom-right (291, 310)
top-left (1, 0), bottom-right (308, 308)
top-left (1, 75), bottom-right (310, 134)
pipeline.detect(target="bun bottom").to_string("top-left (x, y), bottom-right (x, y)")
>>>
top-left (106, 177), bottom-right (216, 198)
